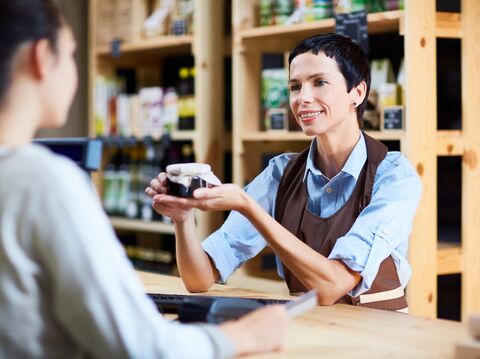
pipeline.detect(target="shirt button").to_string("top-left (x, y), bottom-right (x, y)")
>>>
top-left (326, 187), bottom-right (333, 194)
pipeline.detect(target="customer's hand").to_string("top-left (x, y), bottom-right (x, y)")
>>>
top-left (145, 173), bottom-right (195, 222)
top-left (219, 305), bottom-right (289, 356)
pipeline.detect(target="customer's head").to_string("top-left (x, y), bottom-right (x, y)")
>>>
top-left (288, 33), bottom-right (370, 126)
top-left (0, 0), bottom-right (77, 128)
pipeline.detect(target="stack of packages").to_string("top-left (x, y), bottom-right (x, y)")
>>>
top-left (94, 76), bottom-right (180, 139)
top-left (142, 0), bottom-right (194, 38)
top-left (261, 69), bottom-right (289, 131)
top-left (96, 0), bottom-right (147, 45)
top-left (96, 0), bottom-right (195, 46)
top-left (258, 0), bottom-right (405, 26)
top-left (363, 58), bottom-right (404, 131)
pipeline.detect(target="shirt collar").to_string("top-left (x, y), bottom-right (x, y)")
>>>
top-left (303, 132), bottom-right (367, 182)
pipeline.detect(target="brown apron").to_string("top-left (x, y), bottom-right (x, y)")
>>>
top-left (275, 133), bottom-right (408, 311)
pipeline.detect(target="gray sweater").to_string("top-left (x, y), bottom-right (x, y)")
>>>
top-left (0, 144), bottom-right (233, 359)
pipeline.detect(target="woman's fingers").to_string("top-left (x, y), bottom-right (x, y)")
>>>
top-left (193, 184), bottom-right (239, 199)
top-left (153, 194), bottom-right (199, 210)
top-left (145, 173), bottom-right (168, 197)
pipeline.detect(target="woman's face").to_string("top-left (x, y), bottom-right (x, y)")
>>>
top-left (289, 51), bottom-right (361, 137)
top-left (40, 26), bottom-right (78, 128)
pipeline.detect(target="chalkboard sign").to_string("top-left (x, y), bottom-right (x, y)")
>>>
top-left (382, 106), bottom-right (404, 130)
top-left (110, 39), bottom-right (122, 58)
top-left (335, 11), bottom-right (369, 54)
top-left (266, 108), bottom-right (288, 131)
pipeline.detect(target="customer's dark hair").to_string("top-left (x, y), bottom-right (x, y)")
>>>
top-left (288, 33), bottom-right (370, 124)
top-left (0, 0), bottom-right (63, 106)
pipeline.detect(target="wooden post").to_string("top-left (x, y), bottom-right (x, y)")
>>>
top-left (193, 0), bottom-right (225, 239)
top-left (232, 0), bottom-right (261, 186)
top-left (461, 0), bottom-right (480, 322)
top-left (88, 0), bottom-right (97, 138)
top-left (403, 0), bottom-right (437, 318)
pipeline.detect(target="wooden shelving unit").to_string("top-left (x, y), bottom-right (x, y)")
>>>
top-left (88, 0), bottom-right (227, 239)
top-left (110, 216), bottom-right (175, 234)
top-left (232, 0), bottom-right (480, 320)
top-left (404, 0), bottom-right (480, 321)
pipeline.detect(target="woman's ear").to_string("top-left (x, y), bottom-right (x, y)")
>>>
top-left (31, 39), bottom-right (54, 80)
top-left (350, 80), bottom-right (367, 108)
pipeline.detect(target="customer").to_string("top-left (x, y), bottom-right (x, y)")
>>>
top-left (0, 1), bottom-right (288, 358)
top-left (147, 33), bottom-right (422, 312)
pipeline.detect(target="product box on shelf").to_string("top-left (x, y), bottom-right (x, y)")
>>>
top-left (261, 68), bottom-right (289, 131)
top-left (96, 0), bottom-right (148, 45)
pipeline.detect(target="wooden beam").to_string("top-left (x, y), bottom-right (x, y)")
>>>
top-left (232, 0), bottom-right (261, 185)
top-left (403, 0), bottom-right (438, 318)
top-left (400, 12), bottom-right (461, 38)
top-left (461, 0), bottom-right (480, 322)
top-left (193, 0), bottom-right (225, 239)
top-left (88, 0), bottom-right (97, 138)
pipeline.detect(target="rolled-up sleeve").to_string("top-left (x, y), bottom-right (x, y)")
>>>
top-left (201, 153), bottom-right (294, 282)
top-left (328, 153), bottom-right (422, 297)
top-left (201, 223), bottom-right (262, 283)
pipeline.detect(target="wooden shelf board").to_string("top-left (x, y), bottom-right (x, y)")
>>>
top-left (435, 12), bottom-right (461, 38)
top-left (436, 130), bottom-right (463, 156)
top-left (239, 11), bottom-right (460, 49)
top-left (240, 130), bottom-right (406, 142)
top-left (170, 130), bottom-right (197, 142)
top-left (95, 35), bottom-right (193, 56)
top-left (364, 130), bottom-right (405, 141)
top-left (239, 10), bottom-right (402, 42)
top-left (437, 242), bottom-right (462, 276)
top-left (110, 217), bottom-right (175, 234)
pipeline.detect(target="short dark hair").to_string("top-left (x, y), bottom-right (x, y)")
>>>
top-left (0, 0), bottom-right (63, 106)
top-left (288, 33), bottom-right (370, 124)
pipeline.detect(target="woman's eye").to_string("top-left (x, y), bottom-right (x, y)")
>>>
top-left (315, 79), bottom-right (327, 87)
top-left (289, 84), bottom-right (301, 92)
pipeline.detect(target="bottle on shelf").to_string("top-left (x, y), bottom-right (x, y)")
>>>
top-left (181, 143), bottom-right (195, 163)
top-left (162, 87), bottom-right (179, 132)
top-left (119, 233), bottom-right (175, 274)
top-left (116, 148), bottom-right (132, 217)
top-left (274, 0), bottom-right (294, 25)
top-left (259, 0), bottom-right (274, 26)
top-left (125, 145), bottom-right (140, 219)
top-left (138, 143), bottom-right (155, 222)
top-left (170, 0), bottom-right (194, 35)
top-left (177, 67), bottom-right (195, 130)
top-left (102, 149), bottom-right (120, 215)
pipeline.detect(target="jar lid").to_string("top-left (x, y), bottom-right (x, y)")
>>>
top-left (166, 163), bottom-right (211, 176)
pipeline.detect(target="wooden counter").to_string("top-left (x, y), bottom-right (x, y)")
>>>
top-left (137, 271), bottom-right (469, 358)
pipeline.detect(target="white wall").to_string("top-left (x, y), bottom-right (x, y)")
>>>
top-left (36, 0), bottom-right (88, 138)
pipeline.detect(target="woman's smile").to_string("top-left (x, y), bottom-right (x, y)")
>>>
top-left (298, 109), bottom-right (325, 122)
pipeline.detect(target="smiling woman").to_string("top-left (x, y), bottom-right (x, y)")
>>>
top-left (288, 51), bottom-right (366, 142)
top-left (147, 33), bottom-right (422, 313)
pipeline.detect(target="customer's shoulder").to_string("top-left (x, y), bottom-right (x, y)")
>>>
top-left (13, 144), bottom-right (87, 187)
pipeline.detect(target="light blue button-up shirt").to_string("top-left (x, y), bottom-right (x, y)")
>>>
top-left (202, 133), bottom-right (422, 297)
